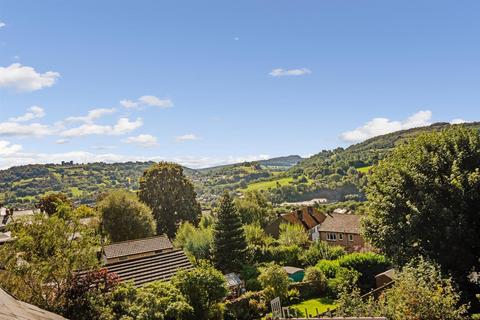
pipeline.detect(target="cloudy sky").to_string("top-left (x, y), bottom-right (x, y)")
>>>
top-left (0, 1), bottom-right (479, 169)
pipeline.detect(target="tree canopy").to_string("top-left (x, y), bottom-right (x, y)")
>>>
top-left (363, 127), bottom-right (480, 302)
top-left (98, 190), bottom-right (156, 243)
top-left (212, 192), bottom-right (247, 273)
top-left (139, 162), bottom-right (201, 238)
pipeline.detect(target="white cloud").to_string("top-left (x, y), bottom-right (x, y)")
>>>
top-left (175, 134), bottom-right (199, 142)
top-left (66, 108), bottom-right (116, 123)
top-left (0, 122), bottom-right (55, 137)
top-left (9, 106), bottom-right (45, 122)
top-left (55, 139), bottom-right (69, 144)
top-left (121, 95), bottom-right (173, 109)
top-left (451, 119), bottom-right (467, 125)
top-left (0, 63), bottom-right (60, 92)
top-left (269, 68), bottom-right (312, 77)
top-left (123, 134), bottom-right (159, 148)
top-left (0, 21), bottom-right (5, 29)
top-left (341, 110), bottom-right (432, 142)
top-left (61, 117), bottom-right (143, 137)
top-left (0, 140), bottom-right (22, 155)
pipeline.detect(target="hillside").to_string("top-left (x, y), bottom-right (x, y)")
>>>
top-left (1, 123), bottom-right (479, 208)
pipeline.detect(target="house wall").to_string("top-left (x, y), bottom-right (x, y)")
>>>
top-left (319, 231), bottom-right (365, 252)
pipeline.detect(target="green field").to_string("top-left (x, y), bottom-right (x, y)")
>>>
top-left (242, 177), bottom-right (295, 191)
top-left (289, 297), bottom-right (336, 317)
top-left (357, 165), bottom-right (373, 173)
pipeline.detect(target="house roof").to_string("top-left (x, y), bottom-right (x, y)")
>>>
top-left (106, 249), bottom-right (193, 287)
top-left (375, 268), bottom-right (395, 280)
top-left (280, 207), bottom-right (326, 230)
top-left (318, 213), bottom-right (361, 234)
top-left (103, 235), bottom-right (173, 260)
top-left (0, 287), bottom-right (67, 320)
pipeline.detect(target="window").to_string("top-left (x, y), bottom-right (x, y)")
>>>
top-left (326, 233), bottom-right (337, 241)
top-left (339, 233), bottom-right (343, 241)
top-left (348, 234), bottom-right (354, 242)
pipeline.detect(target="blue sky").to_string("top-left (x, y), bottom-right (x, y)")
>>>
top-left (0, 0), bottom-right (479, 168)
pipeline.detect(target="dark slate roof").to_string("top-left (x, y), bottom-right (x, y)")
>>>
top-left (318, 213), bottom-right (361, 234)
top-left (0, 287), bottom-right (67, 320)
top-left (106, 249), bottom-right (193, 287)
top-left (103, 235), bottom-right (173, 259)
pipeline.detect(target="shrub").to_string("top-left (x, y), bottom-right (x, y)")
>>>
top-left (258, 263), bottom-right (290, 302)
top-left (301, 241), bottom-right (346, 266)
top-left (303, 267), bottom-right (327, 295)
top-left (327, 267), bottom-right (360, 298)
top-left (270, 245), bottom-right (303, 266)
top-left (316, 260), bottom-right (341, 278)
top-left (224, 291), bottom-right (267, 320)
top-left (338, 252), bottom-right (390, 292)
top-left (287, 288), bottom-right (301, 305)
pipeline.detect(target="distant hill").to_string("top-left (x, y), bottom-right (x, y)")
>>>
top-left (1, 123), bottom-right (478, 207)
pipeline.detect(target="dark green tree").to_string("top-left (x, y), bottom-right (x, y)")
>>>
top-left (138, 162), bottom-right (201, 238)
top-left (98, 190), bottom-right (156, 243)
top-left (37, 192), bottom-right (72, 215)
top-left (212, 192), bottom-right (247, 272)
top-left (363, 127), bottom-right (480, 304)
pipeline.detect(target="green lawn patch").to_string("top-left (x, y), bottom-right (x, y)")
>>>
top-left (289, 297), bottom-right (336, 317)
top-left (357, 165), bottom-right (373, 173)
top-left (242, 177), bottom-right (294, 191)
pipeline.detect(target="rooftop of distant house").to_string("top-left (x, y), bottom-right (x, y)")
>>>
top-left (103, 235), bottom-right (174, 260)
top-left (318, 212), bottom-right (361, 234)
top-left (280, 206), bottom-right (326, 230)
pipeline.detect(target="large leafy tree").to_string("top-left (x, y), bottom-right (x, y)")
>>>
top-left (0, 204), bottom-right (99, 313)
top-left (212, 192), bottom-right (247, 272)
top-left (98, 190), bottom-right (156, 243)
top-left (38, 192), bottom-right (72, 215)
top-left (172, 262), bottom-right (228, 320)
top-left (139, 162), bottom-right (201, 238)
top-left (363, 127), bottom-right (480, 301)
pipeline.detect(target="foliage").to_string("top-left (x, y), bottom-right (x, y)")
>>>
top-left (212, 192), bottom-right (247, 272)
top-left (300, 241), bottom-right (346, 267)
top-left (101, 281), bottom-right (193, 320)
top-left (172, 261), bottom-right (228, 320)
top-left (364, 127), bottom-right (480, 301)
top-left (258, 263), bottom-right (291, 302)
top-left (278, 223), bottom-right (309, 247)
top-left (303, 266), bottom-right (327, 295)
top-left (224, 291), bottom-right (267, 320)
top-left (0, 209), bottom-right (99, 313)
top-left (174, 221), bottom-right (213, 261)
top-left (74, 204), bottom-right (97, 218)
top-left (235, 190), bottom-right (275, 226)
top-left (139, 162), bottom-right (201, 238)
top-left (243, 223), bottom-right (274, 247)
top-left (38, 192), bottom-right (72, 215)
top-left (335, 258), bottom-right (469, 320)
top-left (338, 252), bottom-right (390, 292)
top-left (315, 260), bottom-right (341, 278)
top-left (98, 190), bottom-right (156, 243)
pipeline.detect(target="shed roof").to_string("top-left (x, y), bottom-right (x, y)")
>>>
top-left (103, 235), bottom-right (173, 259)
top-left (283, 266), bottom-right (304, 275)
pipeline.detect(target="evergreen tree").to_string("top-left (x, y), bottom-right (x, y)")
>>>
top-left (212, 192), bottom-right (247, 272)
top-left (139, 162), bottom-right (201, 238)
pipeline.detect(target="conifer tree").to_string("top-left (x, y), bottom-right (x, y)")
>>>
top-left (212, 192), bottom-right (247, 272)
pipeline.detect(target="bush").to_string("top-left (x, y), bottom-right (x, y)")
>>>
top-left (224, 291), bottom-right (267, 320)
top-left (270, 245), bottom-right (303, 266)
top-left (338, 252), bottom-right (390, 292)
top-left (287, 288), bottom-right (301, 305)
top-left (258, 263), bottom-right (290, 302)
top-left (303, 267), bottom-right (327, 295)
top-left (316, 260), bottom-right (340, 278)
top-left (326, 267), bottom-right (360, 298)
top-left (301, 242), bottom-right (346, 266)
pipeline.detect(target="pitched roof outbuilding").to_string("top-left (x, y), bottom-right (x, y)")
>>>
top-left (103, 235), bottom-right (173, 260)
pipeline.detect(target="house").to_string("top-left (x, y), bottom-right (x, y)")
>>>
top-left (0, 287), bottom-right (67, 320)
top-left (103, 235), bottom-right (193, 287)
top-left (317, 213), bottom-right (365, 252)
top-left (283, 266), bottom-right (305, 282)
top-left (265, 206), bottom-right (326, 240)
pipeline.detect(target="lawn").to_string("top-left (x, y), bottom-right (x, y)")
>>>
top-left (289, 297), bottom-right (336, 317)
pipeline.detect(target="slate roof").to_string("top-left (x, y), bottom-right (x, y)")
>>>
top-left (318, 213), bottom-right (361, 234)
top-left (106, 249), bottom-right (193, 287)
top-left (103, 235), bottom-right (173, 260)
top-left (0, 287), bottom-right (67, 320)
top-left (224, 273), bottom-right (242, 287)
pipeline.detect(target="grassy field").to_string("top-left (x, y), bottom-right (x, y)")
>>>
top-left (289, 297), bottom-right (336, 317)
top-left (357, 165), bottom-right (373, 173)
top-left (242, 177), bottom-right (294, 191)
